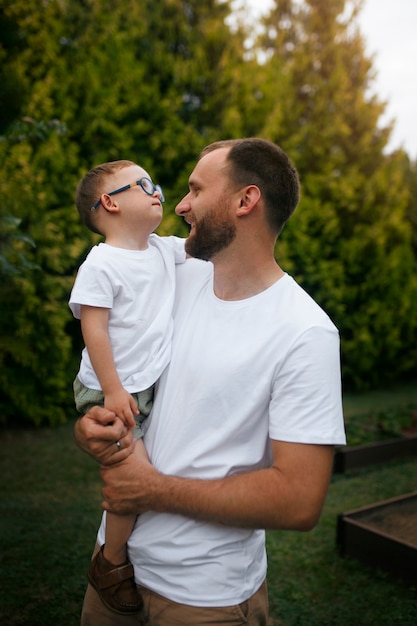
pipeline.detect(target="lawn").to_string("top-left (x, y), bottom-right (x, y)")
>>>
top-left (342, 381), bottom-right (417, 418)
top-left (1, 385), bottom-right (416, 625)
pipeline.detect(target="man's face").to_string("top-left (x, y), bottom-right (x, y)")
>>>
top-left (176, 149), bottom-right (237, 261)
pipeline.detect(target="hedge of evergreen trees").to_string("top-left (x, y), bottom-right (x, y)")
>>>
top-left (1, 0), bottom-right (416, 426)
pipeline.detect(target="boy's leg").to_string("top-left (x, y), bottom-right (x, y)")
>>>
top-left (102, 512), bottom-right (138, 568)
top-left (103, 439), bottom-right (149, 564)
top-left (87, 440), bottom-right (150, 616)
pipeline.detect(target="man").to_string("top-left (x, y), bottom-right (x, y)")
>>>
top-left (75, 138), bottom-right (346, 625)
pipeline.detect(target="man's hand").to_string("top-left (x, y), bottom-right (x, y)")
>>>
top-left (74, 406), bottom-right (135, 466)
top-left (100, 451), bottom-right (158, 516)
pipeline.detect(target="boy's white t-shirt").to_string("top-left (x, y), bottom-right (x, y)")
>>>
top-left (69, 234), bottom-right (186, 392)
top-left (97, 259), bottom-right (346, 606)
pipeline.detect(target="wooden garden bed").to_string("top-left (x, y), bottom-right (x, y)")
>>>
top-left (337, 491), bottom-right (417, 584)
top-left (333, 434), bottom-right (417, 474)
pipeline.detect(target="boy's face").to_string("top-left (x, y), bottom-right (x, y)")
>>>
top-left (105, 164), bottom-right (164, 228)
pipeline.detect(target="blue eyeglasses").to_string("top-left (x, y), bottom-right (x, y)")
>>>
top-left (91, 177), bottom-right (165, 211)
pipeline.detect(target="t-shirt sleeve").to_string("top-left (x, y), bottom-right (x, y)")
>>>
top-left (269, 325), bottom-right (346, 445)
top-left (68, 263), bottom-right (114, 319)
top-left (166, 236), bottom-right (187, 264)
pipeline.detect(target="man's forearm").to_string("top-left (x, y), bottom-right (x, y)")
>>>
top-left (140, 468), bottom-right (318, 530)
top-left (101, 443), bottom-right (334, 531)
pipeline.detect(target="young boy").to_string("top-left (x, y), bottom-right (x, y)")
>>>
top-left (69, 160), bottom-right (186, 615)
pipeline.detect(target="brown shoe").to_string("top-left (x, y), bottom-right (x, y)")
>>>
top-left (87, 545), bottom-right (143, 615)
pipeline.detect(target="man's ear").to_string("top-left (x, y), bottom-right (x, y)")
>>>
top-left (100, 194), bottom-right (120, 213)
top-left (236, 185), bottom-right (261, 217)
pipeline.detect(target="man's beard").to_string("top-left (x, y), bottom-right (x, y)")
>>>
top-left (185, 206), bottom-right (237, 261)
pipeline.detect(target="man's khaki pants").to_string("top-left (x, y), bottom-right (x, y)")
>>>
top-left (80, 551), bottom-right (270, 626)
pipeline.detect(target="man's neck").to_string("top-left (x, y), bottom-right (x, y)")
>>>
top-left (212, 256), bottom-right (284, 301)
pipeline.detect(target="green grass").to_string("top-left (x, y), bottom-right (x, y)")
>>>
top-left (342, 382), bottom-right (417, 446)
top-left (342, 381), bottom-right (417, 418)
top-left (1, 390), bottom-right (417, 625)
top-left (267, 458), bottom-right (417, 625)
top-left (0, 423), bottom-right (102, 625)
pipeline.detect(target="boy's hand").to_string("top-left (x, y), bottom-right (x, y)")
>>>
top-left (104, 388), bottom-right (139, 429)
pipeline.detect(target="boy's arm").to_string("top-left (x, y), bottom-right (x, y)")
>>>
top-left (80, 305), bottom-right (137, 427)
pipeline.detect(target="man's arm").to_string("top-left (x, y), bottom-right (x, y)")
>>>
top-left (100, 438), bottom-right (334, 531)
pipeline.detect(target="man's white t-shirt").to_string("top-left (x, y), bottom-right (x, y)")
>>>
top-left (69, 235), bottom-right (186, 392)
top-left (98, 258), bottom-right (346, 606)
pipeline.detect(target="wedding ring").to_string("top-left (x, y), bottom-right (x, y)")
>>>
top-left (115, 440), bottom-right (121, 451)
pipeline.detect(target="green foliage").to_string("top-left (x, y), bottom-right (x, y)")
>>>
top-left (0, 114), bottom-right (88, 426)
top-left (0, 115), bottom-right (81, 425)
top-left (0, 215), bottom-right (38, 276)
top-left (0, 0), bottom-right (417, 425)
top-left (0, 0), bottom-right (256, 426)
top-left (0, 273), bottom-right (74, 426)
top-left (402, 154), bottom-right (417, 254)
top-left (259, 0), bottom-right (417, 389)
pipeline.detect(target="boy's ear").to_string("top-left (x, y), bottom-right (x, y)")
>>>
top-left (236, 185), bottom-right (261, 217)
top-left (100, 194), bottom-right (120, 213)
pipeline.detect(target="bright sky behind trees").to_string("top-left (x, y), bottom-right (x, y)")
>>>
top-left (246, 0), bottom-right (417, 160)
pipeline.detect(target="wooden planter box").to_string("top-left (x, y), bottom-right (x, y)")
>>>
top-left (337, 491), bottom-right (417, 584)
top-left (333, 434), bottom-right (417, 474)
